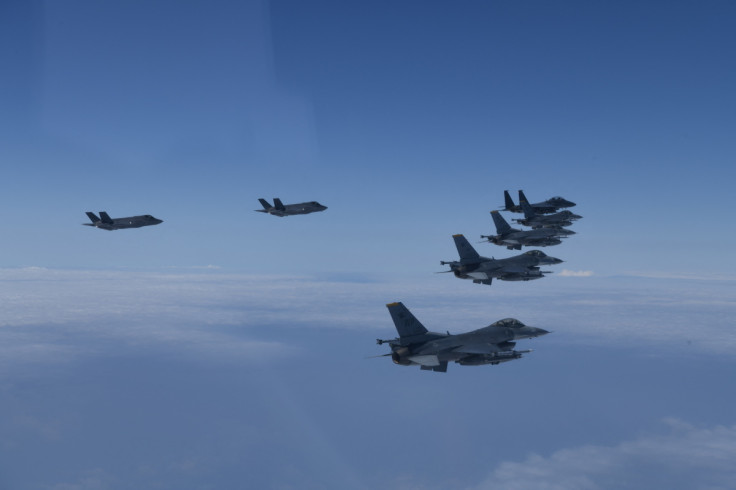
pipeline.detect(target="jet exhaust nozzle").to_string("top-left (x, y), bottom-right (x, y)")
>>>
top-left (391, 347), bottom-right (411, 366)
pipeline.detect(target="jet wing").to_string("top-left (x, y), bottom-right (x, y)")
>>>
top-left (452, 344), bottom-right (500, 355)
top-left (499, 265), bottom-right (533, 274)
top-left (467, 263), bottom-right (502, 276)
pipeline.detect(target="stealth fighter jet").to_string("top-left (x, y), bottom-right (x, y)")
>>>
top-left (255, 198), bottom-right (327, 217)
top-left (513, 200), bottom-right (582, 229)
top-left (503, 190), bottom-right (576, 214)
top-left (440, 234), bottom-right (562, 285)
top-left (482, 211), bottom-right (575, 250)
top-left (83, 212), bottom-right (163, 230)
top-left (376, 302), bottom-right (549, 372)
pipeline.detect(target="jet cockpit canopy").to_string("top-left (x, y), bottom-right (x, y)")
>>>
top-left (490, 318), bottom-right (526, 329)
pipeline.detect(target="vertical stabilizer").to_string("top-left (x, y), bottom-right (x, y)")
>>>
top-left (490, 211), bottom-right (513, 234)
top-left (518, 190), bottom-right (530, 206)
top-left (452, 234), bottom-right (481, 262)
top-left (99, 212), bottom-right (114, 224)
top-left (273, 198), bottom-right (286, 211)
top-left (386, 302), bottom-right (428, 339)
top-left (258, 198), bottom-right (272, 210)
top-left (504, 190), bottom-right (516, 211)
top-left (520, 199), bottom-right (537, 219)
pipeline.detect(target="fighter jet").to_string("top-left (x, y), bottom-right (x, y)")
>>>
top-left (513, 200), bottom-right (582, 229)
top-left (440, 234), bottom-right (562, 285)
top-left (83, 212), bottom-right (163, 230)
top-left (255, 198), bottom-right (327, 217)
top-left (482, 211), bottom-right (575, 250)
top-left (376, 302), bottom-right (549, 372)
top-left (502, 190), bottom-right (576, 214)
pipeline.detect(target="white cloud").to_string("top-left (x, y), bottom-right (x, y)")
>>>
top-left (469, 419), bottom-right (736, 490)
top-left (558, 269), bottom-right (594, 277)
top-left (1, 268), bottom-right (735, 367)
top-left (0, 268), bottom-right (301, 367)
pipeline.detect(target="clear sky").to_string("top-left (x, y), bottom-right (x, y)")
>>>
top-left (1, 1), bottom-right (735, 488)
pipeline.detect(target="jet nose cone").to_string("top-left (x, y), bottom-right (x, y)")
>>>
top-left (533, 327), bottom-right (550, 337)
top-left (541, 257), bottom-right (562, 265)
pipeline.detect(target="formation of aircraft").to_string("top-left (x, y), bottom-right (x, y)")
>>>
top-left (255, 198), bottom-right (328, 217)
top-left (481, 210), bottom-right (575, 250)
top-left (81, 189), bottom-right (571, 374)
top-left (379, 189), bottom-right (580, 371)
top-left (83, 212), bottom-right (163, 231)
top-left (439, 234), bottom-right (562, 285)
top-left (513, 200), bottom-right (582, 229)
top-left (376, 302), bottom-right (549, 372)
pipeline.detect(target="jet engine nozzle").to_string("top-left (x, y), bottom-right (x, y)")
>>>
top-left (391, 347), bottom-right (411, 366)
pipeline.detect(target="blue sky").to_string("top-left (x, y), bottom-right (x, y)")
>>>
top-left (1, 1), bottom-right (736, 488)
top-left (1, 0), bottom-right (735, 276)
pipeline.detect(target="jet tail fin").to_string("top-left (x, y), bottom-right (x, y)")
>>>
top-left (520, 199), bottom-right (536, 219)
top-left (386, 302), bottom-right (428, 339)
top-left (452, 234), bottom-right (480, 262)
top-left (518, 190), bottom-right (530, 206)
top-left (490, 211), bottom-right (513, 234)
top-left (504, 190), bottom-right (515, 211)
top-left (85, 212), bottom-right (100, 223)
top-left (99, 212), bottom-right (113, 224)
top-left (273, 198), bottom-right (286, 211)
top-left (258, 198), bottom-right (272, 210)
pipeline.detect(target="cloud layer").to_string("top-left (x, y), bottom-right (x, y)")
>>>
top-left (1, 268), bottom-right (735, 489)
top-left (472, 419), bottom-right (736, 490)
top-left (1, 268), bottom-right (735, 367)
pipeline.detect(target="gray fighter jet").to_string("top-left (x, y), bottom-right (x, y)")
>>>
top-left (503, 190), bottom-right (576, 214)
top-left (376, 302), bottom-right (549, 372)
top-left (440, 234), bottom-right (562, 285)
top-left (83, 212), bottom-right (163, 230)
top-left (255, 198), bottom-right (327, 217)
top-left (482, 211), bottom-right (575, 250)
top-left (513, 200), bottom-right (582, 229)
